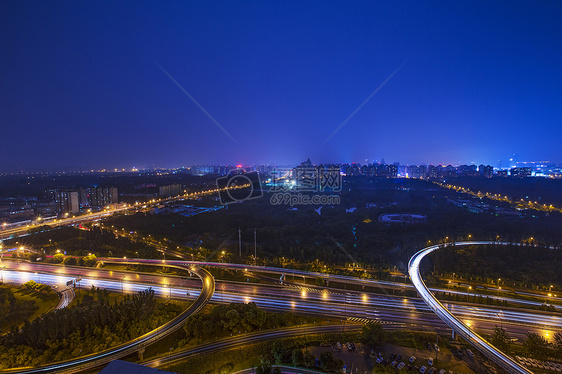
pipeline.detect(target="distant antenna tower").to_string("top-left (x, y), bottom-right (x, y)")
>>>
top-left (238, 228), bottom-right (242, 257)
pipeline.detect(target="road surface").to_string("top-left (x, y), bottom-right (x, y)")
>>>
top-left (1, 261), bottom-right (560, 343)
top-left (54, 285), bottom-right (75, 310)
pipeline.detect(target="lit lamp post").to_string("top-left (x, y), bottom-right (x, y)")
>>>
top-left (467, 286), bottom-right (472, 302)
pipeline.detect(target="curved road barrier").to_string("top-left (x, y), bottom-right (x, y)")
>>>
top-left (408, 241), bottom-right (533, 374)
top-left (2, 265), bottom-right (215, 374)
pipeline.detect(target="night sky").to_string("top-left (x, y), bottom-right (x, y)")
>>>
top-left (2, 1), bottom-right (562, 171)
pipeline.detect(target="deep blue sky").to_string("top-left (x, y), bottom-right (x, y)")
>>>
top-left (1, 1), bottom-right (562, 170)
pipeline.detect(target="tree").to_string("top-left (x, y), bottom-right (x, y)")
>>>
top-left (362, 322), bottom-right (386, 347)
top-left (82, 254), bottom-right (97, 267)
top-left (303, 349), bottom-right (316, 368)
top-left (490, 326), bottom-right (511, 352)
top-left (256, 364), bottom-right (272, 374)
top-left (63, 256), bottom-right (77, 265)
top-left (554, 332), bottom-right (562, 358)
top-left (320, 351), bottom-right (344, 373)
top-left (291, 348), bottom-right (304, 367)
top-left (271, 340), bottom-right (287, 364)
top-left (524, 332), bottom-right (551, 359)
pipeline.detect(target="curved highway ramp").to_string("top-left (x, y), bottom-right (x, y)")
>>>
top-left (2, 265), bottom-right (214, 374)
top-left (409, 241), bottom-right (533, 374)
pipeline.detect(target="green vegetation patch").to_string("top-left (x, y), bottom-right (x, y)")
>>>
top-left (0, 282), bottom-right (58, 333)
top-left (0, 286), bottom-right (184, 369)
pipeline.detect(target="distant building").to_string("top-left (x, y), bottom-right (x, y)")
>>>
top-left (427, 165), bottom-right (441, 178)
top-left (46, 189), bottom-right (80, 214)
top-left (496, 170), bottom-right (509, 177)
top-left (510, 167), bottom-right (532, 178)
top-left (83, 187), bottom-right (118, 207)
top-left (494, 207), bottom-right (521, 217)
top-left (159, 184), bottom-right (183, 197)
top-left (478, 164), bottom-right (494, 178)
top-left (378, 213), bottom-right (427, 226)
top-left (447, 198), bottom-right (490, 214)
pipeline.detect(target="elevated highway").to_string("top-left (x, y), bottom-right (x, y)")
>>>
top-left (409, 241), bottom-right (534, 374)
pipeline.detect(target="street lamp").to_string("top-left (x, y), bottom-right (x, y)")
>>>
top-left (467, 286), bottom-right (472, 302)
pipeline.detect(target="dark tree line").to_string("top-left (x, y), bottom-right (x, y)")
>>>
top-left (183, 302), bottom-right (314, 341)
top-left (430, 244), bottom-right (562, 288)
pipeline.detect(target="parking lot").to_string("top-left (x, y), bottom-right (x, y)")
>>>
top-left (309, 342), bottom-right (372, 374)
top-left (368, 342), bottom-right (489, 374)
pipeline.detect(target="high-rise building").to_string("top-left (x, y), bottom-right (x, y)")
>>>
top-left (510, 167), bottom-right (532, 178)
top-left (46, 189), bottom-right (80, 214)
top-left (478, 164), bottom-right (494, 178)
top-left (84, 187), bottom-right (118, 207)
top-left (159, 184), bottom-right (183, 197)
